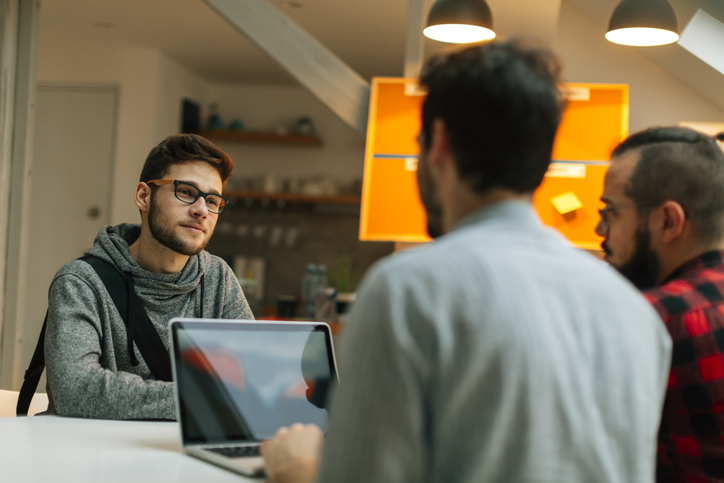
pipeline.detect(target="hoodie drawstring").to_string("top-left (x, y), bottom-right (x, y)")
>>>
top-left (125, 271), bottom-right (139, 366)
top-left (199, 273), bottom-right (205, 317)
top-left (124, 270), bottom-right (204, 365)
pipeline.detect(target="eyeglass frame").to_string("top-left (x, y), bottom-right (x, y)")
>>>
top-left (597, 201), bottom-right (659, 233)
top-left (145, 179), bottom-right (229, 214)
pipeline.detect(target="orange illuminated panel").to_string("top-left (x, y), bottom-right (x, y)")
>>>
top-left (372, 81), bottom-right (424, 156)
top-left (553, 84), bottom-right (629, 161)
top-left (362, 156), bottom-right (429, 242)
top-left (533, 162), bottom-right (608, 251)
top-left (360, 78), bottom-right (430, 242)
top-left (360, 79), bottom-right (628, 248)
top-left (535, 84), bottom-right (627, 249)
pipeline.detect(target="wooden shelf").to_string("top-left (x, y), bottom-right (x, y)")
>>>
top-left (225, 190), bottom-right (361, 205)
top-left (203, 130), bottom-right (323, 146)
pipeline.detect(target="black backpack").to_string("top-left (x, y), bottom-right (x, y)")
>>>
top-left (16, 255), bottom-right (172, 416)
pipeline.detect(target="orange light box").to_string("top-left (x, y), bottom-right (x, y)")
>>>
top-left (359, 78), bottom-right (628, 250)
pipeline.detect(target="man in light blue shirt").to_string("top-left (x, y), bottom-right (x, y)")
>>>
top-left (261, 39), bottom-right (672, 483)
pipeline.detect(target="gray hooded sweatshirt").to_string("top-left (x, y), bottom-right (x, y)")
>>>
top-left (44, 223), bottom-right (252, 420)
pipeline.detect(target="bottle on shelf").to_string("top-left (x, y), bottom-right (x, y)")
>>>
top-left (316, 264), bottom-right (328, 295)
top-left (300, 263), bottom-right (317, 317)
top-left (313, 265), bottom-right (335, 321)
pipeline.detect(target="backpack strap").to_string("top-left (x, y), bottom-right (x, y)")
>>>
top-left (80, 255), bottom-right (172, 383)
top-left (16, 255), bottom-right (172, 416)
top-left (16, 312), bottom-right (49, 416)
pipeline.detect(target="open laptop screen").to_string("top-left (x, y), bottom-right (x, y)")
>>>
top-left (171, 320), bottom-right (337, 444)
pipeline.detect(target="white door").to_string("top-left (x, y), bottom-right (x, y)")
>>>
top-left (21, 85), bottom-right (117, 389)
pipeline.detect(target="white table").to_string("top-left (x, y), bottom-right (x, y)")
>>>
top-left (0, 415), bottom-right (262, 482)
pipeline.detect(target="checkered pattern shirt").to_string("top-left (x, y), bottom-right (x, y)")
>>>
top-left (644, 250), bottom-right (724, 483)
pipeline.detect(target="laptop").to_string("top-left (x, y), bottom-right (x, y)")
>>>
top-left (169, 318), bottom-right (339, 477)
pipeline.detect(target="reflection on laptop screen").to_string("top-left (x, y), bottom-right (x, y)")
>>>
top-left (173, 321), bottom-right (336, 443)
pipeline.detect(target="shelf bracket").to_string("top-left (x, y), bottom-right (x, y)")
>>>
top-left (204, 0), bottom-right (370, 136)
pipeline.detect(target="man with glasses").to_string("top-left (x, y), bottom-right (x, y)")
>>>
top-left (44, 133), bottom-right (252, 420)
top-left (597, 127), bottom-right (724, 482)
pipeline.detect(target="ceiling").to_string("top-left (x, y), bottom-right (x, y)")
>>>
top-left (566, 0), bottom-right (724, 112)
top-left (38, 0), bottom-right (724, 108)
top-left (38, 0), bottom-right (411, 85)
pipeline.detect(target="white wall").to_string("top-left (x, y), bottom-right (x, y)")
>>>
top-left (154, 53), bottom-right (208, 145)
top-left (35, 42), bottom-right (367, 219)
top-left (554, 1), bottom-right (724, 132)
top-left (36, 42), bottom-right (210, 225)
top-left (205, 83), bottom-right (366, 188)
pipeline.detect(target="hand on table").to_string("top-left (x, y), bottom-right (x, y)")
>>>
top-left (261, 423), bottom-right (323, 483)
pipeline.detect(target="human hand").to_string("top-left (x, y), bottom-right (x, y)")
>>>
top-left (261, 423), bottom-right (323, 483)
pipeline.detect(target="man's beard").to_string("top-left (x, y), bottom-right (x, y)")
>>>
top-left (607, 225), bottom-right (661, 290)
top-left (148, 197), bottom-right (211, 256)
top-left (416, 156), bottom-right (443, 239)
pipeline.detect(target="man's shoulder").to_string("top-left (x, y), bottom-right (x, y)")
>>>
top-left (49, 258), bottom-right (124, 300)
top-left (370, 222), bottom-right (591, 276)
top-left (53, 257), bottom-right (105, 282)
top-left (198, 251), bottom-right (233, 274)
top-left (644, 271), bottom-right (724, 320)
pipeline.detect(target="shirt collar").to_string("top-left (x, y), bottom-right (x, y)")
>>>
top-left (451, 199), bottom-right (538, 233)
top-left (662, 250), bottom-right (724, 284)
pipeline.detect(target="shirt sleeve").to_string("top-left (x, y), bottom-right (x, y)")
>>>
top-left (317, 265), bottom-right (431, 483)
top-left (44, 272), bottom-right (175, 420)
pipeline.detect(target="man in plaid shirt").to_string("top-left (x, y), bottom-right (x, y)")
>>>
top-left (597, 127), bottom-right (724, 482)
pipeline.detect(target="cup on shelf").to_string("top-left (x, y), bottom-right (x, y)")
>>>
top-left (228, 119), bottom-right (244, 131)
top-left (293, 116), bottom-right (315, 135)
top-left (284, 177), bottom-right (302, 194)
top-left (269, 225), bottom-right (284, 247)
top-left (284, 226), bottom-right (299, 249)
top-left (262, 173), bottom-right (278, 193)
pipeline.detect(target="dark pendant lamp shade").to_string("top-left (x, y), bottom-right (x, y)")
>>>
top-left (423, 0), bottom-right (495, 44)
top-left (606, 0), bottom-right (679, 46)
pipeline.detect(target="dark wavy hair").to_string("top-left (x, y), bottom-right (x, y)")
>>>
top-left (140, 134), bottom-right (234, 187)
top-left (419, 38), bottom-right (563, 194)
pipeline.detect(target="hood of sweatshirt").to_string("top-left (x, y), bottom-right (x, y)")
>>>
top-left (84, 223), bottom-right (210, 366)
top-left (84, 223), bottom-right (208, 304)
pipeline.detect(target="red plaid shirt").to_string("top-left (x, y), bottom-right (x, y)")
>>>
top-left (644, 250), bottom-right (724, 483)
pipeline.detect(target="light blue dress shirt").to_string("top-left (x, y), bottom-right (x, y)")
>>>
top-left (318, 200), bottom-right (672, 483)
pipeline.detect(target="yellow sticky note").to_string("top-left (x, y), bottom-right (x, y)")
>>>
top-left (551, 192), bottom-right (583, 215)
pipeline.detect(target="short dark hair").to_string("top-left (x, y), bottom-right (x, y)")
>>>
top-left (612, 126), bottom-right (724, 244)
top-left (419, 39), bottom-right (563, 194)
top-left (140, 134), bottom-right (234, 187)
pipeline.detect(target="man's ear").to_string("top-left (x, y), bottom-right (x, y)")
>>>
top-left (134, 182), bottom-right (152, 213)
top-left (652, 201), bottom-right (687, 244)
top-left (427, 119), bottom-right (453, 173)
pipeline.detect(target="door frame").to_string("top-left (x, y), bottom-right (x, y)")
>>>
top-left (0, 0), bottom-right (39, 390)
top-left (1, 83), bottom-right (119, 390)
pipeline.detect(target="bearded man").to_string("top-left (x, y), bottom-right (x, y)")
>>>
top-left (597, 126), bottom-right (724, 483)
top-left (44, 133), bottom-right (252, 420)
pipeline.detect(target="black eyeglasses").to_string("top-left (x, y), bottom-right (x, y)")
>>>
top-left (146, 179), bottom-right (229, 214)
top-left (597, 202), bottom-right (655, 232)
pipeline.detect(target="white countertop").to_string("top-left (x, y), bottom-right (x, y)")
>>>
top-left (0, 415), bottom-right (262, 482)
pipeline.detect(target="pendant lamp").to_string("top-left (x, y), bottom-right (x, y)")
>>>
top-left (605, 0), bottom-right (679, 46)
top-left (423, 0), bottom-right (495, 44)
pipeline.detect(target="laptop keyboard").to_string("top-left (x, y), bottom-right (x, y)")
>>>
top-left (205, 445), bottom-right (261, 458)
